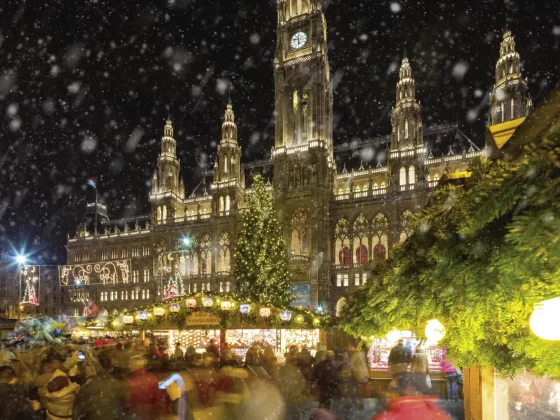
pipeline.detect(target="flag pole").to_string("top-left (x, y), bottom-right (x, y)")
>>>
top-left (94, 186), bottom-right (98, 236)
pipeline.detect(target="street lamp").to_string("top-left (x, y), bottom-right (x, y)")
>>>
top-left (15, 255), bottom-right (27, 265)
top-left (530, 297), bottom-right (560, 341)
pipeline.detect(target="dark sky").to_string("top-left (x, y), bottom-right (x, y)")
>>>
top-left (0, 0), bottom-right (559, 264)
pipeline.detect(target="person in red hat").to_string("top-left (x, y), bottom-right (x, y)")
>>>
top-left (372, 396), bottom-right (451, 420)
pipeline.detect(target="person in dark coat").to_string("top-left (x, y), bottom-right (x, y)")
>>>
top-left (72, 354), bottom-right (127, 420)
top-left (388, 339), bottom-right (412, 394)
top-left (311, 351), bottom-right (340, 410)
top-left (0, 365), bottom-right (40, 420)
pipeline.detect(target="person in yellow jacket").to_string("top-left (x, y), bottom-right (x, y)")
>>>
top-left (215, 356), bottom-right (250, 420)
top-left (44, 369), bottom-right (80, 420)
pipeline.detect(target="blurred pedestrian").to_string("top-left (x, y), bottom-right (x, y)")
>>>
top-left (45, 370), bottom-right (80, 420)
top-left (411, 345), bottom-right (431, 394)
top-left (388, 339), bottom-right (412, 394)
top-left (0, 365), bottom-right (40, 419)
top-left (372, 395), bottom-right (451, 420)
top-left (312, 350), bottom-right (340, 410)
top-left (126, 356), bottom-right (163, 420)
top-left (440, 349), bottom-right (458, 401)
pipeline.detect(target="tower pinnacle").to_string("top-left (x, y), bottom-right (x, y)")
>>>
top-left (489, 30), bottom-right (532, 125)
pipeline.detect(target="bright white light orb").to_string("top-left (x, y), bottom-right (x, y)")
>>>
top-left (386, 328), bottom-right (401, 343)
top-left (425, 319), bottom-right (446, 342)
top-left (16, 255), bottom-right (26, 264)
top-left (530, 297), bottom-right (560, 341)
top-left (182, 237), bottom-right (191, 246)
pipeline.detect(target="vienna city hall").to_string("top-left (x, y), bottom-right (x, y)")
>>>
top-left (62, 0), bottom-right (532, 317)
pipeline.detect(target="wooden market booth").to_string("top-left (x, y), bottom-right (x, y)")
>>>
top-left (87, 293), bottom-right (329, 363)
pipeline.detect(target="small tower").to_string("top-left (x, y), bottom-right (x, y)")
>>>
top-left (489, 30), bottom-right (532, 126)
top-left (149, 119), bottom-right (185, 223)
top-left (390, 55), bottom-right (423, 151)
top-left (212, 102), bottom-right (244, 215)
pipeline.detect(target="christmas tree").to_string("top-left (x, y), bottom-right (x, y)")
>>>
top-left (234, 174), bottom-right (292, 306)
top-left (164, 272), bottom-right (185, 300)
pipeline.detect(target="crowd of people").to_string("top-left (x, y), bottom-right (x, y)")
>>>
top-left (0, 335), bottom-right (374, 420)
top-left (0, 335), bottom-right (459, 420)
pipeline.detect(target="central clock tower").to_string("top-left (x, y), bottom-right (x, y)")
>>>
top-left (272, 0), bottom-right (333, 310)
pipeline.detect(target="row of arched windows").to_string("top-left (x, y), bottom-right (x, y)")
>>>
top-left (177, 232), bottom-right (231, 276)
top-left (399, 166), bottom-right (416, 186)
top-left (333, 211), bottom-right (414, 265)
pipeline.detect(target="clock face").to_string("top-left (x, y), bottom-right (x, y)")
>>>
top-left (291, 31), bottom-right (307, 49)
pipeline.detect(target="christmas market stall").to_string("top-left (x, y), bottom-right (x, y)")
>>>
top-left (102, 292), bottom-right (329, 362)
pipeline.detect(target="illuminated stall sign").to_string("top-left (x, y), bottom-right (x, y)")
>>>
top-left (186, 312), bottom-right (220, 326)
top-left (59, 260), bottom-right (131, 286)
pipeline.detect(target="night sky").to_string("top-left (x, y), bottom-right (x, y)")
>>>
top-left (0, 0), bottom-right (559, 264)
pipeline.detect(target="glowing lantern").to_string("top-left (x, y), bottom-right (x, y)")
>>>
top-left (202, 297), bottom-right (214, 307)
top-left (239, 304), bottom-right (250, 315)
top-left (259, 307), bottom-right (271, 318)
top-left (530, 297), bottom-right (560, 341)
top-left (280, 311), bottom-right (292, 321)
top-left (220, 301), bottom-right (232, 311)
top-left (169, 303), bottom-right (180, 313)
top-left (386, 328), bottom-right (401, 343)
top-left (425, 319), bottom-right (446, 342)
top-left (123, 315), bottom-right (134, 324)
top-left (185, 298), bottom-right (197, 308)
top-left (153, 307), bottom-right (165, 317)
top-left (313, 317), bottom-right (321, 325)
top-left (137, 311), bottom-right (148, 321)
top-left (295, 315), bottom-right (304, 323)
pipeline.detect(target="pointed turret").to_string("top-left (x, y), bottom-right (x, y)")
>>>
top-left (489, 30), bottom-right (532, 125)
top-left (149, 117), bottom-right (185, 223)
top-left (390, 54), bottom-right (423, 151)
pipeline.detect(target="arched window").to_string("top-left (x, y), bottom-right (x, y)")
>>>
top-left (200, 234), bottom-right (212, 275)
top-left (224, 155), bottom-right (228, 174)
top-left (219, 232), bottom-right (231, 272)
top-left (225, 195), bottom-right (231, 212)
top-left (291, 209), bottom-right (308, 256)
top-left (408, 165), bottom-right (416, 185)
top-left (162, 205), bottom-right (167, 220)
top-left (356, 245), bottom-right (368, 264)
top-left (373, 243), bottom-right (387, 260)
top-left (434, 173), bottom-right (440, 182)
top-left (353, 214), bottom-right (369, 264)
top-left (399, 167), bottom-right (407, 186)
top-left (339, 246), bottom-right (350, 265)
top-left (405, 119), bottom-right (409, 139)
top-left (399, 210), bottom-right (414, 242)
top-left (334, 217), bottom-right (351, 265)
top-left (511, 98), bottom-right (515, 120)
top-left (371, 213), bottom-right (389, 261)
top-left (501, 102), bottom-right (505, 122)
top-left (219, 197), bottom-right (224, 213)
top-left (336, 297), bottom-right (347, 317)
top-left (157, 206), bottom-right (162, 221)
top-left (112, 308), bottom-right (119, 316)
top-left (373, 183), bottom-right (379, 190)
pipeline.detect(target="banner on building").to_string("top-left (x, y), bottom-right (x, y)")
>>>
top-left (290, 284), bottom-right (311, 307)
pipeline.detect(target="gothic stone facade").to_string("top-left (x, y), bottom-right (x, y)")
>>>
top-left (64, 1), bottom-right (531, 317)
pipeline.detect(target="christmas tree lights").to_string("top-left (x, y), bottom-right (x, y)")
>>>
top-left (234, 174), bottom-right (291, 307)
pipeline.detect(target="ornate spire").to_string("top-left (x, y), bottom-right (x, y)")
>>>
top-left (396, 56), bottom-right (415, 104)
top-left (489, 30), bottom-right (532, 125)
top-left (221, 102), bottom-right (237, 143)
top-left (164, 119), bottom-right (174, 138)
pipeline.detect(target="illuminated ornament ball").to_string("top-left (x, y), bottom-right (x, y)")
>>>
top-left (202, 297), bottom-right (214, 307)
top-left (220, 301), bottom-right (232, 311)
top-left (153, 307), bottom-right (165, 317)
top-left (168, 303), bottom-right (180, 313)
top-left (239, 304), bottom-right (251, 315)
top-left (425, 319), bottom-right (446, 342)
top-left (122, 315), bottom-right (134, 324)
top-left (530, 297), bottom-right (560, 341)
top-left (185, 298), bottom-right (197, 308)
top-left (137, 311), bottom-right (149, 320)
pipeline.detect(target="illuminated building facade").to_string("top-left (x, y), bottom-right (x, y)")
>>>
top-left (63, 1), bottom-right (531, 316)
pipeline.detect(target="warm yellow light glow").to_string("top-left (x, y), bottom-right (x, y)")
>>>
top-left (386, 328), bottom-right (401, 343)
top-left (425, 319), bottom-right (446, 342)
top-left (530, 297), bottom-right (560, 341)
